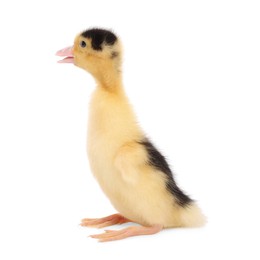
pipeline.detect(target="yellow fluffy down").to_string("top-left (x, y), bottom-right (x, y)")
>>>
top-left (71, 31), bottom-right (206, 228)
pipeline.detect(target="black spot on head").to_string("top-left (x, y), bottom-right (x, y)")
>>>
top-left (139, 138), bottom-right (193, 207)
top-left (111, 51), bottom-right (119, 59)
top-left (81, 28), bottom-right (117, 51)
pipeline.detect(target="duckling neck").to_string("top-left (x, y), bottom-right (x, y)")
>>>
top-left (89, 70), bottom-right (142, 145)
top-left (95, 69), bottom-right (123, 93)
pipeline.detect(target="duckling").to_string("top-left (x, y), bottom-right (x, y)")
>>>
top-left (56, 28), bottom-right (206, 242)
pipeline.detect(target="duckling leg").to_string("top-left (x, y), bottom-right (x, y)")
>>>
top-left (81, 213), bottom-right (130, 228)
top-left (90, 225), bottom-right (163, 242)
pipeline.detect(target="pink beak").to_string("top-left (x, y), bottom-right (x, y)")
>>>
top-left (56, 46), bottom-right (74, 63)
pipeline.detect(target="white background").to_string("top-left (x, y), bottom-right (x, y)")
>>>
top-left (0, 0), bottom-right (259, 259)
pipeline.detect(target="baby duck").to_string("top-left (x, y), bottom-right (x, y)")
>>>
top-left (56, 28), bottom-right (205, 242)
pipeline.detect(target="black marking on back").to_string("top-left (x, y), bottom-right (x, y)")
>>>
top-left (81, 28), bottom-right (117, 51)
top-left (139, 138), bottom-right (193, 207)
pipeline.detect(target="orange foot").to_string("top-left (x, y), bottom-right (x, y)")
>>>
top-left (80, 213), bottom-right (129, 228)
top-left (90, 225), bottom-right (163, 242)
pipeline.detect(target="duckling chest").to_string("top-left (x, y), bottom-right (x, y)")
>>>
top-left (86, 110), bottom-right (129, 196)
top-left (86, 90), bottom-right (142, 194)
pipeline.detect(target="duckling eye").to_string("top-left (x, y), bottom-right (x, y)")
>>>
top-left (80, 41), bottom-right (87, 48)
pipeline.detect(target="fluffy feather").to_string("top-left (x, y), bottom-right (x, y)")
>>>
top-left (57, 28), bottom-right (206, 241)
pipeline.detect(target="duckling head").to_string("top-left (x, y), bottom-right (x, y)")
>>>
top-left (57, 28), bottom-right (122, 87)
